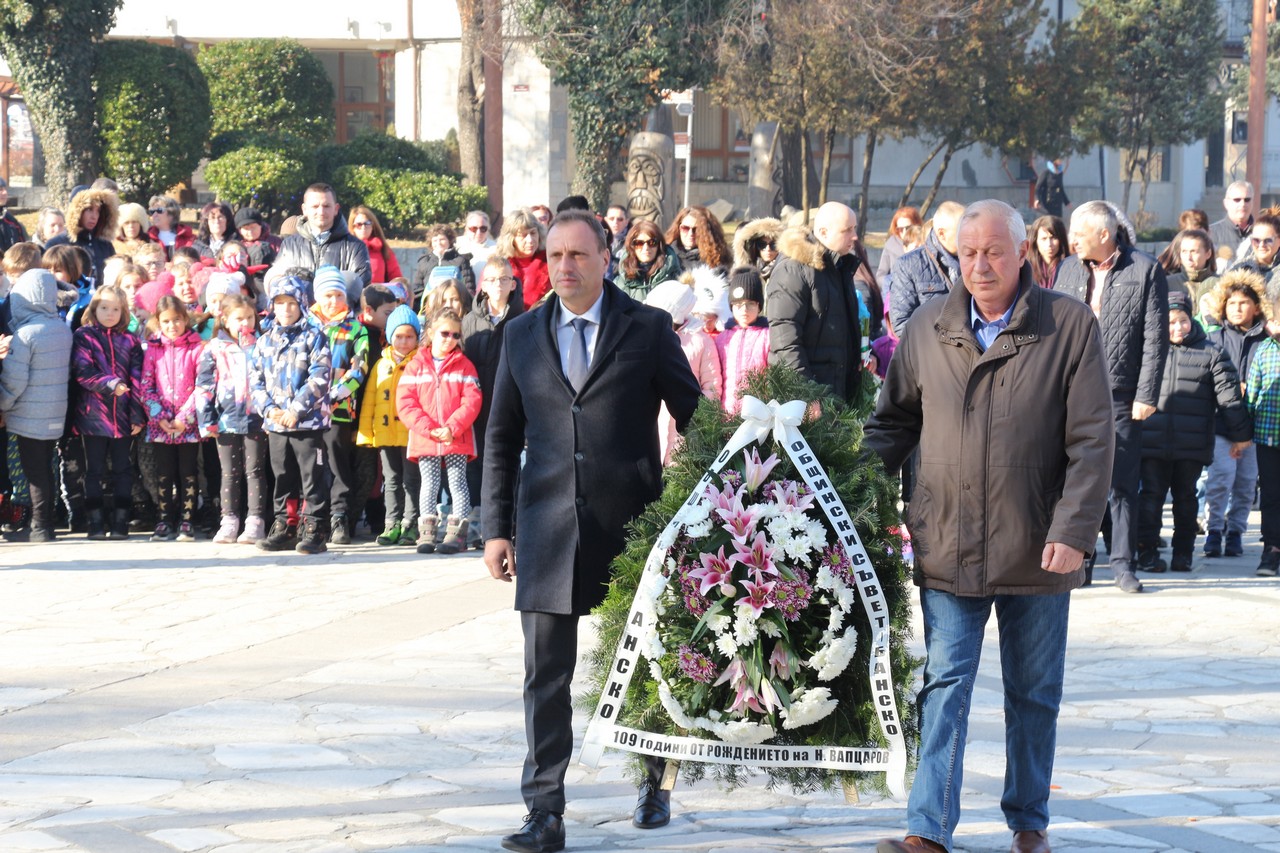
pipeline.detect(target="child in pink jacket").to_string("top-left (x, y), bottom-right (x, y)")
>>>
top-left (717, 267), bottom-right (770, 415)
top-left (140, 295), bottom-right (204, 541)
top-left (397, 307), bottom-right (482, 555)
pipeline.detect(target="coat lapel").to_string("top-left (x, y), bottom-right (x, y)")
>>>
top-left (580, 284), bottom-right (633, 393)
top-left (531, 297), bottom-right (575, 395)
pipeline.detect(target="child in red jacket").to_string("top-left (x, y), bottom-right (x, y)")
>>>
top-left (397, 307), bottom-right (482, 555)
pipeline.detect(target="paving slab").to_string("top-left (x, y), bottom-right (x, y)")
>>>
top-left (1, 519), bottom-right (1278, 851)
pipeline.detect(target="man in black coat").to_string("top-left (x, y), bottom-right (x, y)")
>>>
top-left (265, 182), bottom-right (371, 303)
top-left (1058, 200), bottom-right (1169, 594)
top-left (767, 201), bottom-right (864, 405)
top-left (483, 210), bottom-right (701, 853)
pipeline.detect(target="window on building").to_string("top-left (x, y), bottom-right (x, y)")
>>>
top-left (313, 49), bottom-right (395, 143)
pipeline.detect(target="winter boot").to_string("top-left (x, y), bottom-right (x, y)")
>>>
top-left (213, 513), bottom-right (240, 544)
top-left (86, 505), bottom-right (107, 540)
top-left (1203, 530), bottom-right (1223, 557)
top-left (329, 514), bottom-right (351, 546)
top-left (1136, 545), bottom-right (1166, 573)
top-left (1225, 529), bottom-right (1244, 557)
top-left (296, 517), bottom-right (329, 555)
top-left (376, 523), bottom-right (403, 546)
top-left (416, 516), bottom-right (439, 554)
top-left (1170, 552), bottom-right (1194, 572)
top-left (397, 520), bottom-right (418, 546)
top-left (257, 518), bottom-right (298, 551)
top-left (237, 516), bottom-right (266, 545)
top-left (109, 507), bottom-right (131, 540)
top-left (437, 516), bottom-right (469, 555)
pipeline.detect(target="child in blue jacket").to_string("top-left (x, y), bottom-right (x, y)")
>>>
top-left (249, 276), bottom-right (332, 555)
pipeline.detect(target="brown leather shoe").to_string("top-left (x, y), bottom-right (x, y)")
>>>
top-left (876, 837), bottom-right (948, 853)
top-left (1011, 829), bottom-right (1050, 853)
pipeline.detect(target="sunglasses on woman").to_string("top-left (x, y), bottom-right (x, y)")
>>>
top-left (632, 238), bottom-right (658, 248)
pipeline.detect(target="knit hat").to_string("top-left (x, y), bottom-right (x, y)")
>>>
top-left (1167, 290), bottom-right (1192, 315)
top-left (135, 275), bottom-right (174, 316)
top-left (234, 207), bottom-right (265, 229)
top-left (205, 271), bottom-right (246, 303)
top-left (313, 265), bottom-right (347, 300)
top-left (644, 280), bottom-right (697, 326)
top-left (270, 275), bottom-right (310, 309)
top-left (727, 266), bottom-right (765, 306)
top-left (386, 303), bottom-right (422, 340)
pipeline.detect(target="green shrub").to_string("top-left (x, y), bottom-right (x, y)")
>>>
top-left (197, 39), bottom-right (335, 147)
top-left (204, 145), bottom-right (312, 223)
top-left (94, 41), bottom-right (212, 203)
top-left (316, 132), bottom-right (450, 182)
top-left (332, 164), bottom-right (488, 235)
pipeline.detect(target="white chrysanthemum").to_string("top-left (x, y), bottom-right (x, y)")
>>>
top-left (781, 686), bottom-right (839, 729)
top-left (718, 719), bottom-right (777, 744)
top-left (716, 633), bottom-right (739, 657)
top-left (766, 515), bottom-right (793, 540)
top-left (809, 630), bottom-right (858, 681)
top-left (835, 584), bottom-right (855, 613)
top-left (805, 518), bottom-right (828, 549)
top-left (733, 610), bottom-right (759, 645)
top-left (827, 606), bottom-right (846, 634)
top-left (758, 619), bottom-right (782, 638)
top-left (783, 533), bottom-right (812, 562)
top-left (814, 564), bottom-right (838, 592)
top-left (708, 614), bottom-right (732, 635)
top-left (682, 500), bottom-right (711, 527)
top-left (685, 519), bottom-right (714, 538)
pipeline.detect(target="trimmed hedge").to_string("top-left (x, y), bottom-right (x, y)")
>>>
top-left (204, 145), bottom-right (312, 223)
top-left (332, 164), bottom-right (488, 235)
top-left (197, 39), bottom-right (335, 147)
top-left (316, 132), bottom-right (452, 182)
top-left (95, 40), bottom-right (212, 203)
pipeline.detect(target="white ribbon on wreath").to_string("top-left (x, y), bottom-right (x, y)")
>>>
top-left (580, 396), bottom-right (908, 799)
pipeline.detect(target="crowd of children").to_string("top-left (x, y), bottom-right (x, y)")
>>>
top-left (0, 217), bottom-right (500, 556)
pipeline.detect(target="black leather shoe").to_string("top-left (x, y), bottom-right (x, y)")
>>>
top-left (501, 809), bottom-right (564, 853)
top-left (633, 780), bottom-right (671, 828)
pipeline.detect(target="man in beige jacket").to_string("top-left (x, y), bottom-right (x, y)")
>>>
top-left (868, 200), bottom-right (1114, 853)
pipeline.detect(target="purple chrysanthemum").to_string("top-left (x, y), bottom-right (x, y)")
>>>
top-left (820, 544), bottom-right (854, 587)
top-left (772, 569), bottom-right (814, 622)
top-left (677, 644), bottom-right (718, 683)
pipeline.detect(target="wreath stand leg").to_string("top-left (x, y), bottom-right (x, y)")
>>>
top-left (842, 778), bottom-right (860, 804)
top-left (660, 760), bottom-right (680, 792)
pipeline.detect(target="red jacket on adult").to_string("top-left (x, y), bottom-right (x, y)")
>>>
top-left (362, 235), bottom-right (403, 284)
top-left (147, 224), bottom-right (196, 259)
top-left (396, 347), bottom-right (483, 462)
top-left (510, 251), bottom-right (550, 309)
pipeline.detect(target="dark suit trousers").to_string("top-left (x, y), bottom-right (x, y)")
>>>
top-left (520, 610), bottom-right (578, 814)
top-left (1109, 393), bottom-right (1141, 572)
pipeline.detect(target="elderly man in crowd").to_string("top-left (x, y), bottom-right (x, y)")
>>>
top-left (767, 201), bottom-right (864, 404)
top-left (1056, 200), bottom-right (1169, 593)
top-left (869, 200), bottom-right (1114, 853)
top-left (1211, 180), bottom-right (1255, 265)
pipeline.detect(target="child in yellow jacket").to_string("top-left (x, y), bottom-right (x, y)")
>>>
top-left (356, 305), bottom-right (421, 546)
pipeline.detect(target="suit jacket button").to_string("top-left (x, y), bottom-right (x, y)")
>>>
top-left (575, 497), bottom-right (586, 507)
top-left (571, 404), bottom-right (582, 414)
top-left (574, 452), bottom-right (584, 461)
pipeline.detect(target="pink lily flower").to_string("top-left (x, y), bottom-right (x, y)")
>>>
top-left (736, 579), bottom-right (776, 617)
top-left (688, 546), bottom-right (733, 597)
top-left (743, 447), bottom-right (781, 492)
top-left (714, 655), bottom-right (747, 689)
top-left (715, 492), bottom-right (757, 542)
top-left (727, 678), bottom-right (767, 716)
top-left (756, 675), bottom-right (783, 713)
top-left (728, 531), bottom-right (778, 580)
top-left (769, 641), bottom-right (793, 680)
top-left (771, 480), bottom-right (816, 512)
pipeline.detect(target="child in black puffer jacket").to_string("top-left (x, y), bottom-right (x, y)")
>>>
top-left (1137, 292), bottom-right (1253, 573)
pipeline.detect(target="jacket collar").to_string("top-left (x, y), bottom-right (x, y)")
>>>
top-left (936, 263), bottom-right (1040, 352)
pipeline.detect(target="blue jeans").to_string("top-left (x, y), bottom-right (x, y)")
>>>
top-left (907, 589), bottom-right (1071, 851)
top-left (1204, 435), bottom-right (1258, 535)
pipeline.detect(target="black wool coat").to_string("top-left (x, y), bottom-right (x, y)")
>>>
top-left (482, 281), bottom-right (701, 615)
